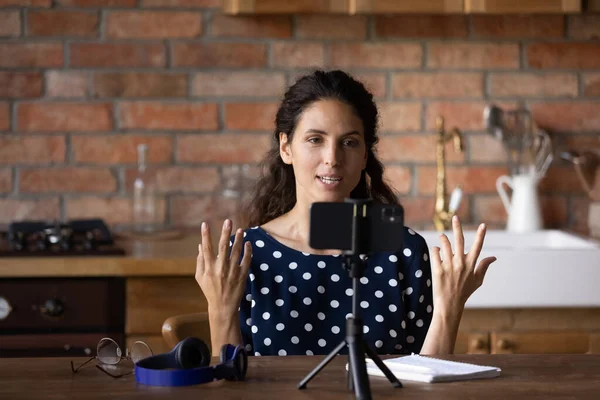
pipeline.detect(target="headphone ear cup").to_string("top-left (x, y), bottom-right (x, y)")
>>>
top-left (175, 337), bottom-right (211, 369)
top-left (220, 344), bottom-right (234, 364)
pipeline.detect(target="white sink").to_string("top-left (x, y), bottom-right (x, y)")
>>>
top-left (415, 230), bottom-right (600, 308)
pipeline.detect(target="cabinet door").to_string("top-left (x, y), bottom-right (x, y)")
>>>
top-left (491, 332), bottom-right (591, 354)
top-left (465, 0), bottom-right (581, 13)
top-left (222, 0), bottom-right (349, 14)
top-left (351, 0), bottom-right (463, 13)
top-left (455, 332), bottom-right (490, 354)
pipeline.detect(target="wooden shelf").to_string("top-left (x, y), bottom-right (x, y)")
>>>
top-left (222, 0), bottom-right (349, 14)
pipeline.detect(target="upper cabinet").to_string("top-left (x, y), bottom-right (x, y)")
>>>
top-left (222, 0), bottom-right (589, 15)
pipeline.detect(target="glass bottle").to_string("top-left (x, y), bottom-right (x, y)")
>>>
top-left (132, 144), bottom-right (157, 234)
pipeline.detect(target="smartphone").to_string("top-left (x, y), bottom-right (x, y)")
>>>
top-left (309, 200), bottom-right (404, 254)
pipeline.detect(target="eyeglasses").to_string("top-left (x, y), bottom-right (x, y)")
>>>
top-left (70, 337), bottom-right (153, 378)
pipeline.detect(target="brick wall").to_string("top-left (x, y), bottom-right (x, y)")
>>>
top-left (0, 1), bottom-right (599, 232)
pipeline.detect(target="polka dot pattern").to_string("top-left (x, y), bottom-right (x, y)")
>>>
top-left (237, 226), bottom-right (433, 357)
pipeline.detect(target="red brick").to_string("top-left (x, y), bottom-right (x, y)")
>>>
top-left (0, 0), bottom-right (50, 6)
top-left (400, 196), bottom-right (470, 227)
top-left (531, 102), bottom-right (600, 133)
top-left (331, 43), bottom-right (422, 69)
top-left (378, 102), bottom-right (422, 133)
top-left (224, 103), bottom-right (278, 131)
top-left (0, 135), bottom-right (65, 164)
top-left (66, 197), bottom-right (136, 226)
top-left (583, 74), bottom-right (600, 97)
top-left (538, 166), bottom-right (587, 194)
top-left (392, 72), bottom-right (483, 99)
top-left (124, 166), bottom-right (219, 193)
top-left (0, 43), bottom-right (63, 68)
top-left (271, 42), bottom-right (325, 68)
top-left (382, 166), bottom-right (411, 195)
top-left (426, 101), bottom-right (489, 131)
top-left (563, 135), bottom-right (600, 150)
top-left (351, 73), bottom-right (386, 99)
top-left (0, 72), bottom-right (43, 98)
top-left (0, 198), bottom-right (60, 224)
top-left (46, 71), bottom-right (88, 98)
top-left (20, 167), bottom-right (117, 193)
top-left (540, 196), bottom-right (569, 228)
top-left (0, 102), bottom-right (8, 131)
top-left (377, 134), bottom-right (466, 163)
top-left (172, 43), bottom-right (266, 68)
top-left (0, 168), bottom-right (11, 192)
top-left (0, 10), bottom-right (20, 37)
top-left (192, 72), bottom-right (285, 97)
top-left (471, 15), bottom-right (564, 38)
top-left (70, 43), bottom-right (166, 67)
top-left (93, 72), bottom-right (187, 98)
top-left (140, 0), bottom-right (219, 6)
top-left (568, 15), bottom-right (600, 39)
top-left (27, 11), bottom-right (99, 38)
top-left (57, 0), bottom-right (137, 6)
top-left (474, 196), bottom-right (506, 224)
top-left (297, 15), bottom-right (367, 39)
top-left (72, 134), bottom-right (173, 164)
top-left (119, 102), bottom-right (218, 131)
top-left (527, 43), bottom-right (600, 69)
top-left (18, 103), bottom-right (113, 133)
top-left (490, 73), bottom-right (578, 98)
top-left (418, 166), bottom-right (509, 195)
top-left (375, 15), bottom-right (467, 38)
top-left (469, 134), bottom-right (508, 163)
top-left (177, 133), bottom-right (270, 163)
top-left (107, 11), bottom-right (202, 39)
top-left (211, 15), bottom-right (291, 38)
top-left (429, 43), bottom-right (519, 69)
top-left (169, 195), bottom-right (211, 227)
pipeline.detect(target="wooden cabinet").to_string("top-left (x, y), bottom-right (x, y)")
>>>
top-left (456, 308), bottom-right (600, 354)
top-left (464, 0), bottom-right (581, 13)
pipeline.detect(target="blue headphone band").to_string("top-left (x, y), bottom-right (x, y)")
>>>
top-left (134, 337), bottom-right (247, 387)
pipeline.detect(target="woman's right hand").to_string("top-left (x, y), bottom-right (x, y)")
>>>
top-left (195, 219), bottom-right (252, 317)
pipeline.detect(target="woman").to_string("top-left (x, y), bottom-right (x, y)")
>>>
top-left (196, 70), bottom-right (496, 357)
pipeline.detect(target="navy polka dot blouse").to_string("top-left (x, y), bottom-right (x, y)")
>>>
top-left (234, 225), bottom-right (433, 357)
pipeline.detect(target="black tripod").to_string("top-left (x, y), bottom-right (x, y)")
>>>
top-left (297, 253), bottom-right (403, 400)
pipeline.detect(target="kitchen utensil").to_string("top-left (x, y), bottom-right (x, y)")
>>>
top-left (483, 105), bottom-right (505, 141)
top-left (496, 173), bottom-right (543, 233)
top-left (560, 150), bottom-right (600, 194)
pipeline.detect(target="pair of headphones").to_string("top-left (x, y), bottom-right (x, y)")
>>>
top-left (134, 337), bottom-right (247, 387)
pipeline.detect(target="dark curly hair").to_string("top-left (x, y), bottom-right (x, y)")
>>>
top-left (246, 69), bottom-right (400, 227)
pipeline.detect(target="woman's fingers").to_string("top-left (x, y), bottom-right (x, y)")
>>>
top-left (467, 223), bottom-right (487, 268)
top-left (217, 219), bottom-right (233, 269)
top-left (439, 234), bottom-right (453, 267)
top-left (452, 215), bottom-right (465, 257)
top-left (240, 241), bottom-right (253, 276)
top-left (195, 244), bottom-right (204, 280)
top-left (228, 228), bottom-right (244, 278)
top-left (474, 256), bottom-right (497, 282)
top-left (201, 222), bottom-right (215, 267)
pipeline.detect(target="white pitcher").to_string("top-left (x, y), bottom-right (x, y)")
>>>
top-left (496, 173), bottom-right (543, 233)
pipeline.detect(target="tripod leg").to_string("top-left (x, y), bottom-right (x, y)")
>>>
top-left (348, 335), bottom-right (372, 400)
top-left (363, 343), bottom-right (403, 388)
top-left (297, 339), bottom-right (346, 389)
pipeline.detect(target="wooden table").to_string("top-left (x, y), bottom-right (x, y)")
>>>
top-left (2, 354), bottom-right (599, 399)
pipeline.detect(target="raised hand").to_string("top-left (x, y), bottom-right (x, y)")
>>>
top-left (195, 219), bottom-right (252, 317)
top-left (430, 215), bottom-right (497, 314)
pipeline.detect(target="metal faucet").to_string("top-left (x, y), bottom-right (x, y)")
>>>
top-left (433, 116), bottom-right (464, 232)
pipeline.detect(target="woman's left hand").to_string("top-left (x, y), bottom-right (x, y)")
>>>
top-left (430, 215), bottom-right (497, 315)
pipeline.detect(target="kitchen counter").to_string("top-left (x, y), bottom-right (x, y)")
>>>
top-left (0, 233), bottom-right (199, 278)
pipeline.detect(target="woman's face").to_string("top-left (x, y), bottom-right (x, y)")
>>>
top-left (280, 98), bottom-right (367, 204)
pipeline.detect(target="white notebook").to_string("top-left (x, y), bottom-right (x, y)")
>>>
top-left (348, 354), bottom-right (501, 383)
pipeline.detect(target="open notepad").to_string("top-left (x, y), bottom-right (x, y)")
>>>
top-left (348, 354), bottom-right (501, 383)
